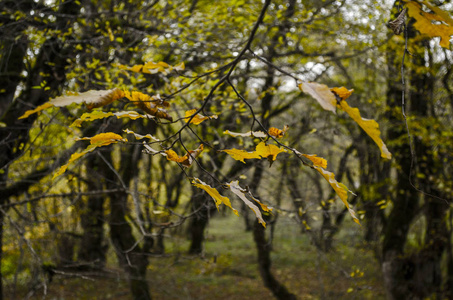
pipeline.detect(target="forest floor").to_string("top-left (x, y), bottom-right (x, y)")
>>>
top-left (8, 213), bottom-right (386, 299)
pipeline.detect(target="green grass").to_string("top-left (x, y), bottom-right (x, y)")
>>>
top-left (10, 213), bottom-right (385, 299)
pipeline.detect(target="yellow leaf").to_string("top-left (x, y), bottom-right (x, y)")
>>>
top-left (143, 61), bottom-right (170, 74)
top-left (113, 111), bottom-right (155, 120)
top-left (419, 1), bottom-right (453, 27)
top-left (52, 152), bottom-right (86, 180)
top-left (184, 109), bottom-right (218, 125)
top-left (301, 154), bottom-right (328, 169)
top-left (71, 111), bottom-right (114, 127)
top-left (166, 144), bottom-right (204, 167)
top-left (120, 61), bottom-right (184, 75)
top-left (18, 102), bottom-right (54, 119)
top-left (255, 142), bottom-right (286, 161)
top-left (77, 132), bottom-right (127, 146)
top-left (338, 101), bottom-right (392, 159)
top-left (223, 130), bottom-right (267, 138)
top-left (166, 149), bottom-right (180, 161)
top-left (52, 133), bottom-right (126, 180)
top-left (331, 87), bottom-right (354, 100)
top-left (405, 1), bottom-right (453, 48)
top-left (129, 65), bottom-right (143, 72)
top-left (314, 166), bottom-right (360, 224)
top-left (192, 178), bottom-right (238, 215)
top-left (222, 149), bottom-right (261, 163)
top-left (299, 82), bottom-right (337, 113)
top-left (71, 111), bottom-right (154, 127)
top-left (124, 91), bottom-right (172, 121)
top-left (227, 181), bottom-right (266, 227)
top-left (222, 142), bottom-right (286, 164)
top-left (268, 126), bottom-right (288, 138)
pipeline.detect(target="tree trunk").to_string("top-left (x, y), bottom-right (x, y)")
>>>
top-left (106, 144), bottom-right (152, 300)
top-left (382, 13), bottom-right (450, 297)
top-left (188, 185), bottom-right (215, 255)
top-left (253, 219), bottom-right (297, 300)
top-left (109, 191), bottom-right (151, 300)
top-left (249, 163), bottom-right (297, 299)
top-left (77, 154), bottom-right (108, 268)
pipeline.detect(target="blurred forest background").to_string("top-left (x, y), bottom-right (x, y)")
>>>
top-left (0, 0), bottom-right (452, 299)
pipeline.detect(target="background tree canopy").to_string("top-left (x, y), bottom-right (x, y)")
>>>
top-left (0, 0), bottom-right (452, 299)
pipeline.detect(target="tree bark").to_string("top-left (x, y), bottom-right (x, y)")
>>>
top-left (249, 163), bottom-right (297, 300)
top-left (77, 154), bottom-right (108, 268)
top-left (253, 219), bottom-right (297, 300)
top-left (106, 144), bottom-right (152, 300)
top-left (0, 1), bottom-right (81, 297)
top-left (382, 13), bottom-right (451, 297)
top-left (188, 185), bottom-right (215, 255)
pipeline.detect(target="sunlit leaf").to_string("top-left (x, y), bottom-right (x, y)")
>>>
top-left (227, 181), bottom-right (266, 227)
top-left (184, 109), bottom-right (218, 125)
top-left (222, 149), bottom-right (260, 163)
top-left (405, 0), bottom-right (453, 48)
top-left (255, 142), bottom-right (287, 162)
top-left (299, 82), bottom-right (337, 113)
top-left (18, 102), bottom-right (54, 119)
top-left (76, 132), bottom-right (126, 146)
top-left (222, 142), bottom-right (286, 164)
top-left (300, 153), bottom-right (328, 169)
top-left (314, 166), bottom-right (359, 224)
top-left (338, 101), bottom-right (392, 159)
top-left (119, 61), bottom-right (185, 75)
top-left (192, 178), bottom-right (238, 215)
top-left (71, 111), bottom-right (154, 127)
top-left (53, 133), bottom-right (127, 180)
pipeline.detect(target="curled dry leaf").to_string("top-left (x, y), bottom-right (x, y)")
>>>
top-left (223, 130), bottom-right (267, 138)
top-left (299, 82), bottom-right (337, 113)
top-left (268, 125), bottom-right (289, 138)
top-left (123, 129), bottom-right (159, 141)
top-left (166, 144), bottom-right (204, 167)
top-left (124, 91), bottom-right (172, 121)
top-left (227, 181), bottom-right (268, 227)
top-left (388, 8), bottom-right (407, 35)
top-left (18, 89), bottom-right (124, 119)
